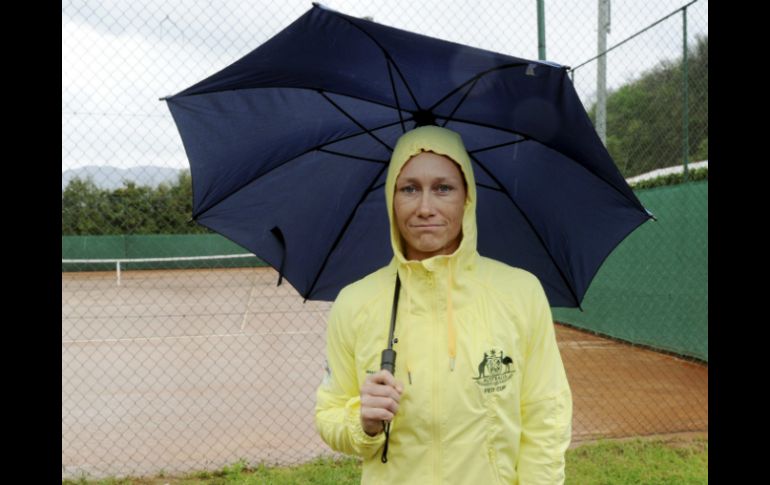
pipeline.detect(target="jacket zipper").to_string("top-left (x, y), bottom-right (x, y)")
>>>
top-left (431, 273), bottom-right (440, 485)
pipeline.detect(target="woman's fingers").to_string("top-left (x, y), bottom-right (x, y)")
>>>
top-left (361, 394), bottom-right (400, 416)
top-left (360, 370), bottom-right (405, 435)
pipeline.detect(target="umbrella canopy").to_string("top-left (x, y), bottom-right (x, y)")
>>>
top-left (164, 3), bottom-right (653, 308)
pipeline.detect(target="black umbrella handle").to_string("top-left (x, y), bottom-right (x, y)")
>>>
top-left (380, 349), bottom-right (396, 375)
top-left (380, 274), bottom-right (401, 463)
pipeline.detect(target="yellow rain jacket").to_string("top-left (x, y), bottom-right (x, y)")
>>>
top-left (315, 126), bottom-right (572, 484)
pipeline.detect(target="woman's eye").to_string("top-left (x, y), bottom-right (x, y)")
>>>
top-left (436, 184), bottom-right (453, 193)
top-left (399, 185), bottom-right (417, 194)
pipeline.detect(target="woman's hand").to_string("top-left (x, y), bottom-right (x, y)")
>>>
top-left (359, 370), bottom-right (404, 436)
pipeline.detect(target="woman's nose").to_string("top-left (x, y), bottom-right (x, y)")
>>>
top-left (417, 193), bottom-right (435, 216)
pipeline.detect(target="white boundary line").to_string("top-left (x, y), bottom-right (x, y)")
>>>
top-left (61, 254), bottom-right (257, 263)
top-left (240, 269), bottom-right (261, 332)
top-left (62, 254), bottom-right (259, 286)
top-left (626, 160), bottom-right (708, 185)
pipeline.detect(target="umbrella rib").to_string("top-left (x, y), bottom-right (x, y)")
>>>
top-left (475, 182), bottom-right (505, 193)
top-left (317, 148), bottom-right (388, 164)
top-left (174, 85), bottom-right (411, 119)
top-left (387, 61), bottom-right (406, 133)
top-left (435, 116), bottom-right (530, 139)
top-left (314, 118), bottom-right (407, 151)
top-left (428, 62), bottom-right (530, 113)
top-left (469, 153), bottom-right (582, 307)
top-left (193, 118), bottom-right (407, 220)
top-left (304, 164), bottom-right (390, 300)
top-left (318, 91), bottom-right (394, 152)
top-left (329, 11), bottom-right (421, 110)
top-left (441, 77), bottom-right (480, 129)
top-left (469, 139), bottom-right (528, 155)
top-left (456, 115), bottom-right (643, 211)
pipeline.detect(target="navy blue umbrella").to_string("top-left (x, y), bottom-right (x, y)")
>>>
top-left (164, 3), bottom-right (653, 308)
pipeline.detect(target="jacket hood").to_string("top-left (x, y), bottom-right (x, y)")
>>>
top-left (384, 125), bottom-right (479, 376)
top-left (385, 125), bottom-right (478, 267)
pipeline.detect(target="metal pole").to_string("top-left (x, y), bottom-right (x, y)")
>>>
top-left (537, 0), bottom-right (546, 60)
top-left (596, 0), bottom-right (610, 145)
top-left (682, 8), bottom-right (690, 181)
top-left (117, 261), bottom-right (121, 286)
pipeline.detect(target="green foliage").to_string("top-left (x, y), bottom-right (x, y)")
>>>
top-left (61, 178), bottom-right (112, 235)
top-left (62, 170), bottom-right (211, 236)
top-left (693, 137), bottom-right (708, 161)
top-left (590, 35), bottom-right (708, 178)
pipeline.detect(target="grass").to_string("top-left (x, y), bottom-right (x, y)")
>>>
top-left (566, 436), bottom-right (708, 484)
top-left (61, 456), bottom-right (362, 485)
top-left (62, 436), bottom-right (707, 484)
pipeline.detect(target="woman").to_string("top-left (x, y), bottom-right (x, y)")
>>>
top-left (315, 125), bottom-right (572, 484)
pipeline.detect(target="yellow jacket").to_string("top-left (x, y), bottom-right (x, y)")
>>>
top-left (315, 126), bottom-right (572, 484)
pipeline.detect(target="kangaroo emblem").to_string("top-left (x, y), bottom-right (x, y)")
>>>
top-left (473, 348), bottom-right (515, 392)
top-left (478, 352), bottom-right (490, 377)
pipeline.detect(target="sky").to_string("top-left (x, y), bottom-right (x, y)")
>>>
top-left (62, 0), bottom-right (707, 172)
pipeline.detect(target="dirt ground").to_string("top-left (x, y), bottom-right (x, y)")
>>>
top-left (554, 324), bottom-right (707, 446)
top-left (62, 267), bottom-right (707, 478)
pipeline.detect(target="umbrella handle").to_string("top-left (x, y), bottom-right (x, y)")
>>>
top-left (380, 349), bottom-right (396, 375)
top-left (380, 274), bottom-right (401, 463)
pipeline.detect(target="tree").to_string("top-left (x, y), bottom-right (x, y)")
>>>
top-left (61, 169), bottom-right (211, 235)
top-left (589, 35), bottom-right (708, 178)
top-left (62, 177), bottom-right (111, 235)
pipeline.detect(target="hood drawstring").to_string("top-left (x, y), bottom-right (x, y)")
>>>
top-left (482, 284), bottom-right (494, 354)
top-left (447, 258), bottom-right (456, 371)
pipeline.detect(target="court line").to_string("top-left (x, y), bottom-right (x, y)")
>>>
top-left (240, 270), bottom-right (261, 332)
top-left (62, 330), bottom-right (323, 345)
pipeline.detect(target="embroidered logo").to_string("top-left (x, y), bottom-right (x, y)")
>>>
top-left (473, 349), bottom-right (515, 393)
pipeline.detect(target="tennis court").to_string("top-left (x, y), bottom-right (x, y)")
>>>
top-left (62, 267), bottom-right (707, 478)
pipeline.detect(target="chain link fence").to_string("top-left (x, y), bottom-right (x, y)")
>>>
top-left (555, 0), bottom-right (708, 178)
top-left (62, 0), bottom-right (707, 479)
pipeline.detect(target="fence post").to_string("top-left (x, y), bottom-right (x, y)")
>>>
top-left (117, 261), bottom-right (121, 286)
top-left (682, 7), bottom-right (690, 182)
top-left (596, 0), bottom-right (611, 145)
top-left (537, 0), bottom-right (546, 60)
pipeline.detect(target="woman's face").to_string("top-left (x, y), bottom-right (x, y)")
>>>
top-left (393, 151), bottom-right (466, 261)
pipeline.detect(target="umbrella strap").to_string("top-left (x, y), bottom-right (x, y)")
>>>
top-left (270, 226), bottom-right (287, 286)
top-left (387, 274), bottom-right (401, 351)
top-left (381, 273), bottom-right (401, 463)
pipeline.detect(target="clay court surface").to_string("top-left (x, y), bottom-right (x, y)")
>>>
top-left (62, 267), bottom-right (707, 478)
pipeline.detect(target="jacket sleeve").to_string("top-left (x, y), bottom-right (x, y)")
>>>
top-left (516, 279), bottom-right (573, 485)
top-left (314, 292), bottom-right (385, 458)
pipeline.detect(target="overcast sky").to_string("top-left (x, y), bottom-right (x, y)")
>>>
top-left (62, 0), bottom-right (707, 172)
